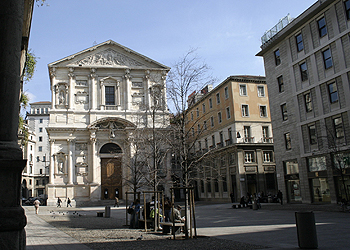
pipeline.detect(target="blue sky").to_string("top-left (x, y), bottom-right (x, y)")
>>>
top-left (26, 0), bottom-right (316, 105)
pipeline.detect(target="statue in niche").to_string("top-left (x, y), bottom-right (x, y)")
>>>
top-left (58, 89), bottom-right (66, 105)
top-left (56, 153), bottom-right (66, 174)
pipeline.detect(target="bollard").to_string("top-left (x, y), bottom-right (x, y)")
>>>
top-left (105, 206), bottom-right (111, 218)
top-left (295, 211), bottom-right (318, 249)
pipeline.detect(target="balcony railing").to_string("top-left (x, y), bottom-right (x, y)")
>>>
top-left (244, 137), bottom-right (254, 143)
top-left (263, 137), bottom-right (274, 143)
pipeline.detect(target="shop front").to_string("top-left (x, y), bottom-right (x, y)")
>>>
top-left (284, 160), bottom-right (302, 203)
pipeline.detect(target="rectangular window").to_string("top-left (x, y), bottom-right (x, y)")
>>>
top-left (239, 84), bottom-right (247, 96)
top-left (212, 135), bottom-right (216, 147)
top-left (244, 126), bottom-right (252, 142)
top-left (224, 86), bottom-right (229, 99)
top-left (317, 17), bottom-right (327, 37)
top-left (191, 128), bottom-right (195, 137)
top-left (43, 155), bottom-right (46, 162)
top-left (263, 151), bottom-right (273, 162)
top-left (218, 112), bottom-right (222, 123)
top-left (210, 116), bottom-right (214, 127)
top-left (308, 124), bottom-right (317, 145)
top-left (39, 128), bottom-right (43, 133)
top-left (260, 106), bottom-right (267, 117)
top-left (191, 112), bottom-right (194, 120)
top-left (205, 138), bottom-right (208, 149)
top-left (40, 119), bottom-right (43, 123)
top-left (39, 136), bottom-right (42, 142)
top-left (328, 82), bottom-right (338, 103)
top-left (333, 117), bottom-right (344, 138)
top-left (296, 33), bottom-right (304, 52)
top-left (281, 104), bottom-right (288, 121)
top-left (284, 133), bottom-right (292, 150)
top-left (40, 169), bottom-right (43, 175)
top-left (245, 151), bottom-right (255, 163)
top-left (105, 86), bottom-right (115, 105)
top-left (323, 48), bottom-right (333, 69)
top-left (345, 0), bottom-right (350, 19)
top-left (226, 107), bottom-right (231, 119)
top-left (277, 76), bottom-right (284, 93)
top-left (36, 156), bottom-right (40, 162)
top-left (209, 98), bottom-right (213, 109)
top-left (216, 93), bottom-right (220, 104)
top-left (262, 126), bottom-right (269, 141)
top-left (202, 103), bottom-right (206, 113)
top-left (300, 62), bottom-right (308, 81)
top-left (242, 104), bottom-right (249, 117)
top-left (257, 86), bottom-right (265, 97)
top-left (38, 146), bottom-right (42, 152)
top-left (219, 131), bottom-right (224, 146)
top-left (274, 49), bottom-right (281, 66)
top-left (203, 120), bottom-right (207, 130)
top-left (196, 107), bottom-right (199, 117)
top-left (197, 124), bottom-right (201, 134)
top-left (304, 92), bottom-right (313, 112)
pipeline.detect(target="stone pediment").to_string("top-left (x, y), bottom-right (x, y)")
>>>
top-left (49, 40), bottom-right (170, 70)
top-left (70, 48), bottom-right (146, 68)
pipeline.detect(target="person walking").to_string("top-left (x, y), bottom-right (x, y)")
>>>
top-left (129, 199), bottom-right (140, 229)
top-left (57, 197), bottom-right (62, 207)
top-left (33, 199), bottom-right (40, 214)
top-left (114, 197), bottom-right (119, 207)
top-left (277, 190), bottom-right (283, 205)
top-left (67, 197), bottom-right (72, 207)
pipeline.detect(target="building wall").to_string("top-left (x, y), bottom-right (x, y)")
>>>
top-left (46, 40), bottom-right (171, 206)
top-left (257, 0), bottom-right (350, 204)
top-left (186, 76), bottom-right (276, 202)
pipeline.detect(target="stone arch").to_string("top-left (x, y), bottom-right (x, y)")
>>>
top-left (99, 143), bottom-right (122, 154)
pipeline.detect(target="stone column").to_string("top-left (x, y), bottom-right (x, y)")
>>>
top-left (50, 68), bottom-right (56, 108)
top-left (0, 0), bottom-right (29, 248)
top-left (68, 68), bottom-right (75, 110)
top-left (89, 130), bottom-right (97, 184)
top-left (67, 139), bottom-right (74, 184)
top-left (124, 68), bottom-right (131, 110)
top-left (90, 69), bottom-right (97, 110)
top-left (49, 139), bottom-right (55, 184)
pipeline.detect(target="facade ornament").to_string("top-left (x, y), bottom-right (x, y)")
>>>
top-left (50, 67), bottom-right (56, 78)
top-left (145, 70), bottom-right (150, 79)
top-left (72, 49), bottom-right (145, 67)
top-left (90, 68), bottom-right (97, 79)
top-left (124, 68), bottom-right (132, 79)
top-left (68, 67), bottom-right (75, 79)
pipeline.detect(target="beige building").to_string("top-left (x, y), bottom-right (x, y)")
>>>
top-left (46, 40), bottom-right (171, 206)
top-left (186, 76), bottom-right (276, 202)
top-left (257, 0), bottom-right (350, 204)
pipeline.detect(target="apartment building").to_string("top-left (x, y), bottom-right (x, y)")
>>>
top-left (257, 0), bottom-right (350, 204)
top-left (22, 102), bottom-right (51, 199)
top-left (186, 76), bottom-right (276, 202)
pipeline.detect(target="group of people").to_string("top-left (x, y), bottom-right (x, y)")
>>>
top-left (238, 191), bottom-right (283, 207)
top-left (56, 197), bottom-right (72, 207)
top-left (128, 196), bottom-right (185, 229)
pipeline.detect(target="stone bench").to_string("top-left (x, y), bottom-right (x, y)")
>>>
top-left (97, 212), bottom-right (104, 217)
top-left (160, 222), bottom-right (185, 234)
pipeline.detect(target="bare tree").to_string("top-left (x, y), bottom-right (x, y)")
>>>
top-left (167, 49), bottom-right (216, 238)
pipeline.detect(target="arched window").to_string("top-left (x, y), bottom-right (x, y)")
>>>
top-left (100, 143), bottom-right (122, 154)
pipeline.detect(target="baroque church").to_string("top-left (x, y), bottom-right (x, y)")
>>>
top-left (46, 40), bottom-right (171, 206)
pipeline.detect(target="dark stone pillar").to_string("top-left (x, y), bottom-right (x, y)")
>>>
top-left (0, 0), bottom-right (27, 249)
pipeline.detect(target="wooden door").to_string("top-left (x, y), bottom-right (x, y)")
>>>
top-left (101, 158), bottom-right (122, 200)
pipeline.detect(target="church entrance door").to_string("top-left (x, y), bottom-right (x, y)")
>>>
top-left (101, 158), bottom-right (122, 200)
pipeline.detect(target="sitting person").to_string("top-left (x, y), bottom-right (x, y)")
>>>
top-left (170, 205), bottom-right (185, 223)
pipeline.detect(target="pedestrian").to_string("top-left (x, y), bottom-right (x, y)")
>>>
top-left (230, 192), bottom-right (234, 203)
top-left (164, 197), bottom-right (172, 222)
top-left (129, 199), bottom-right (140, 229)
top-left (57, 197), bottom-right (62, 207)
top-left (33, 199), bottom-right (40, 214)
top-left (114, 197), bottom-right (119, 207)
top-left (67, 197), bottom-right (72, 207)
top-left (277, 190), bottom-right (283, 205)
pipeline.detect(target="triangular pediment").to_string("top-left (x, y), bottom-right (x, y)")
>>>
top-left (48, 40), bottom-right (170, 70)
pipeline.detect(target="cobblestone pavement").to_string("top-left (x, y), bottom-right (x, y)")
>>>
top-left (25, 202), bottom-right (349, 250)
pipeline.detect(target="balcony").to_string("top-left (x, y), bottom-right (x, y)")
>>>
top-left (244, 137), bottom-right (254, 143)
top-left (225, 139), bottom-right (233, 146)
top-left (263, 137), bottom-right (273, 143)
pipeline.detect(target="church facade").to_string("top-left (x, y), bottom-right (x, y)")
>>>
top-left (46, 40), bottom-right (171, 206)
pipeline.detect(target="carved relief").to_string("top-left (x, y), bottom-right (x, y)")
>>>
top-left (75, 91), bottom-right (89, 104)
top-left (72, 49), bottom-right (145, 67)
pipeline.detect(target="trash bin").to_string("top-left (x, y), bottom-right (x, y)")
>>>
top-left (253, 201), bottom-right (258, 210)
top-left (295, 211), bottom-right (318, 249)
top-left (105, 206), bottom-right (111, 218)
